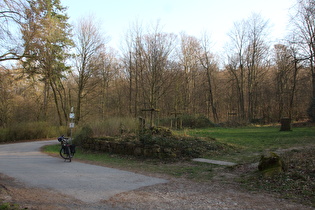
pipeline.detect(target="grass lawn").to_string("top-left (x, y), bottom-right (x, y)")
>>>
top-left (178, 126), bottom-right (315, 163)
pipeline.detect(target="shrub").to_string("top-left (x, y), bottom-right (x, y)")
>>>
top-left (89, 117), bottom-right (138, 137)
top-left (0, 128), bottom-right (9, 143)
top-left (0, 122), bottom-right (65, 142)
top-left (73, 126), bottom-right (93, 146)
top-left (182, 114), bottom-right (216, 128)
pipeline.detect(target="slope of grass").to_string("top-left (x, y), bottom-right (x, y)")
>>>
top-left (179, 127), bottom-right (315, 163)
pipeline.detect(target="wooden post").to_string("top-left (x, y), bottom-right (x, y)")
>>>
top-left (280, 118), bottom-right (292, 131)
top-left (139, 117), bottom-right (145, 131)
top-left (171, 112), bottom-right (182, 129)
top-left (141, 108), bottom-right (160, 128)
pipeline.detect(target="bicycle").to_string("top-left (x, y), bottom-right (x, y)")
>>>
top-left (58, 135), bottom-right (75, 162)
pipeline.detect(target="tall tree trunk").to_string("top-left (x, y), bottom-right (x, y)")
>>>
top-left (311, 65), bottom-right (315, 122)
top-left (42, 79), bottom-right (49, 121)
top-left (129, 51), bottom-right (133, 116)
top-left (205, 68), bottom-right (218, 122)
top-left (50, 80), bottom-right (62, 126)
top-left (75, 87), bottom-right (82, 124)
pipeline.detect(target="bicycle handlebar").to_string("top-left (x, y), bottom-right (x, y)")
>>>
top-left (58, 135), bottom-right (69, 142)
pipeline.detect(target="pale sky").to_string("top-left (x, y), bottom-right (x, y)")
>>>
top-left (62, 0), bottom-right (296, 53)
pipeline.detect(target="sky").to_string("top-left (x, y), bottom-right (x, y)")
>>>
top-left (62, 0), bottom-right (296, 54)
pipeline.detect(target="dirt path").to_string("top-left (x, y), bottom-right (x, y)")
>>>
top-left (0, 140), bottom-right (313, 209)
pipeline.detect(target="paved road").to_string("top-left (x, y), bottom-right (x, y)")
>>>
top-left (0, 140), bottom-right (167, 203)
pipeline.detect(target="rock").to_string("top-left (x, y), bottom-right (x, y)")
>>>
top-left (258, 152), bottom-right (285, 177)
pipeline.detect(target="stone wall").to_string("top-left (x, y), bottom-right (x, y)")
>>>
top-left (81, 138), bottom-right (178, 159)
top-left (79, 128), bottom-right (228, 159)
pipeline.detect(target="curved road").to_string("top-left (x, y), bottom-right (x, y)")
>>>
top-left (0, 140), bottom-right (167, 203)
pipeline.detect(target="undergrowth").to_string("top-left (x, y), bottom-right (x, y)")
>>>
top-left (0, 122), bottom-right (67, 143)
top-left (241, 147), bottom-right (315, 207)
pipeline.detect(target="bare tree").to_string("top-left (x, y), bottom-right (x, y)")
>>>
top-left (93, 47), bottom-right (119, 119)
top-left (226, 13), bottom-right (270, 123)
top-left (226, 19), bottom-right (248, 121)
top-left (141, 23), bottom-right (177, 111)
top-left (73, 15), bottom-right (106, 124)
top-left (198, 32), bottom-right (219, 122)
top-left (179, 33), bottom-right (200, 115)
top-left (274, 43), bottom-right (301, 120)
top-left (122, 20), bottom-right (144, 117)
top-left (124, 21), bottom-right (177, 122)
top-left (291, 0), bottom-right (315, 121)
top-left (0, 0), bottom-right (26, 62)
top-left (245, 13), bottom-right (270, 122)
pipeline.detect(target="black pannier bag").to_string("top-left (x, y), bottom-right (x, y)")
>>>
top-left (62, 145), bottom-right (69, 154)
top-left (70, 144), bottom-right (76, 153)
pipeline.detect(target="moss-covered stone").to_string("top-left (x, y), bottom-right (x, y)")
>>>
top-left (258, 152), bottom-right (285, 177)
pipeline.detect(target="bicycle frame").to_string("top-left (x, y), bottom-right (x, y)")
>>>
top-left (59, 137), bottom-right (74, 162)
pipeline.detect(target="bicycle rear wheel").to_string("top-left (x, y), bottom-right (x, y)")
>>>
top-left (60, 146), bottom-right (72, 162)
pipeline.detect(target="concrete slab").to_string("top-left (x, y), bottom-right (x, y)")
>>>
top-left (192, 158), bottom-right (237, 166)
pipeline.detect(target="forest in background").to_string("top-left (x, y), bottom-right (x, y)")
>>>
top-left (0, 0), bottom-right (315, 131)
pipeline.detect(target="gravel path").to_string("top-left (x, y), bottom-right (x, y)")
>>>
top-left (0, 140), bottom-right (167, 203)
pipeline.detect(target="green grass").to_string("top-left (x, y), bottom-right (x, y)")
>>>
top-left (0, 203), bottom-right (20, 210)
top-left (186, 127), bottom-right (314, 147)
top-left (177, 127), bottom-right (315, 163)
